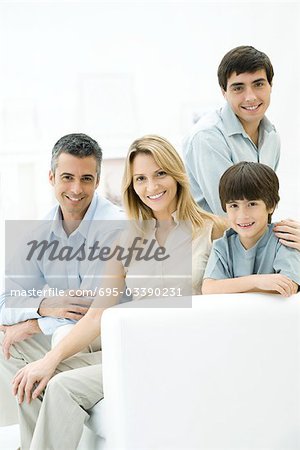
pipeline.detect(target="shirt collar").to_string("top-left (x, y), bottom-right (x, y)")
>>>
top-left (147, 210), bottom-right (180, 230)
top-left (49, 194), bottom-right (98, 240)
top-left (221, 102), bottom-right (274, 138)
top-left (225, 223), bottom-right (272, 250)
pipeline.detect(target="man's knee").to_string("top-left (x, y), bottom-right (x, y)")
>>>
top-left (0, 331), bottom-right (8, 361)
top-left (0, 330), bottom-right (28, 361)
top-left (43, 371), bottom-right (86, 410)
top-left (47, 371), bottom-right (65, 387)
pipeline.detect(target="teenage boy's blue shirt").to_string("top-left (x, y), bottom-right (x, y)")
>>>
top-left (204, 224), bottom-right (300, 286)
top-left (183, 103), bottom-right (280, 215)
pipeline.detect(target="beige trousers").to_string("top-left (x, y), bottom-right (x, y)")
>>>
top-left (0, 328), bottom-right (103, 450)
top-left (0, 330), bottom-right (52, 426)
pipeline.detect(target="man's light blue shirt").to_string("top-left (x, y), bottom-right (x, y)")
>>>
top-left (0, 194), bottom-right (125, 335)
top-left (183, 103), bottom-right (280, 215)
top-left (204, 224), bottom-right (300, 286)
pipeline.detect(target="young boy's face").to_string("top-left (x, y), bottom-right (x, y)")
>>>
top-left (225, 199), bottom-right (273, 249)
top-left (222, 69), bottom-right (271, 131)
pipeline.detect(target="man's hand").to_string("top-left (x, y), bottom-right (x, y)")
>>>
top-left (0, 320), bottom-right (41, 360)
top-left (274, 219), bottom-right (300, 251)
top-left (38, 290), bottom-right (94, 320)
top-left (12, 353), bottom-right (58, 404)
top-left (253, 274), bottom-right (298, 297)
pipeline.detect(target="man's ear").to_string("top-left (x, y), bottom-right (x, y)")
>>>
top-left (221, 87), bottom-right (227, 99)
top-left (95, 176), bottom-right (100, 189)
top-left (49, 170), bottom-right (55, 186)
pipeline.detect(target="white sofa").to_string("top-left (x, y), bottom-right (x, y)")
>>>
top-left (79, 293), bottom-right (300, 449)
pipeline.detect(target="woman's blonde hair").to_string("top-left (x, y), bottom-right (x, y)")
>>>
top-left (122, 135), bottom-right (223, 237)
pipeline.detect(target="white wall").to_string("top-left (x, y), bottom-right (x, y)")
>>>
top-left (0, 1), bottom-right (299, 222)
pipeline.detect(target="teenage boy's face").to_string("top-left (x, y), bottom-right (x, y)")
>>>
top-left (225, 199), bottom-right (273, 250)
top-left (222, 69), bottom-right (272, 130)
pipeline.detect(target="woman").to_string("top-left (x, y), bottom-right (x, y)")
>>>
top-left (121, 134), bottom-right (225, 297)
top-left (12, 135), bottom-right (226, 448)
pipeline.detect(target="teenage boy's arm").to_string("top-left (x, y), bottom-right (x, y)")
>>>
top-left (202, 274), bottom-right (297, 297)
top-left (273, 219), bottom-right (300, 251)
top-left (183, 130), bottom-right (233, 215)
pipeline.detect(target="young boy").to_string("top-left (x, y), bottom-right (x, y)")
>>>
top-left (202, 162), bottom-right (300, 297)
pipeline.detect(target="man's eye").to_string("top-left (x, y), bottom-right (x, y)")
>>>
top-left (82, 177), bottom-right (93, 182)
top-left (232, 86), bottom-right (243, 92)
top-left (62, 176), bottom-right (72, 181)
top-left (255, 82), bottom-right (265, 88)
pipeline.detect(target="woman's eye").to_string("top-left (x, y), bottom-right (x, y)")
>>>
top-left (135, 176), bottom-right (145, 182)
top-left (157, 171), bottom-right (167, 177)
top-left (249, 202), bottom-right (257, 207)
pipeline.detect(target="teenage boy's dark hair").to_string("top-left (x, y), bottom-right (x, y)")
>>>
top-left (217, 45), bottom-right (274, 91)
top-left (51, 133), bottom-right (103, 181)
top-left (219, 162), bottom-right (280, 223)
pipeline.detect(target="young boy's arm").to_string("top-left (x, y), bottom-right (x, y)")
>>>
top-left (202, 274), bottom-right (297, 297)
top-left (202, 235), bottom-right (299, 297)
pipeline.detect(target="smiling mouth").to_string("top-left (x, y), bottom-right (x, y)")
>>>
top-left (147, 191), bottom-right (166, 200)
top-left (65, 195), bottom-right (85, 202)
top-left (237, 222), bottom-right (255, 228)
top-left (241, 104), bottom-right (262, 111)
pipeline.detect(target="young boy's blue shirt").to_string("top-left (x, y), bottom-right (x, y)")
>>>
top-left (204, 224), bottom-right (300, 286)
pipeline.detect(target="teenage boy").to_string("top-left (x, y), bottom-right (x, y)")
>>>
top-left (183, 45), bottom-right (278, 215)
top-left (183, 45), bottom-right (300, 251)
top-left (202, 162), bottom-right (300, 296)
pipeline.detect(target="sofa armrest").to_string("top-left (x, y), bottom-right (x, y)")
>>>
top-left (101, 293), bottom-right (300, 449)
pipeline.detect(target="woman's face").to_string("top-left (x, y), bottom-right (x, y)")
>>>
top-left (132, 152), bottom-right (178, 220)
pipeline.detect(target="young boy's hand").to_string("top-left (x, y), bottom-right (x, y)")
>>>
top-left (254, 274), bottom-right (298, 297)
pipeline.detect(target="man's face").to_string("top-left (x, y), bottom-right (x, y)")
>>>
top-left (222, 69), bottom-right (272, 129)
top-left (49, 153), bottom-right (99, 220)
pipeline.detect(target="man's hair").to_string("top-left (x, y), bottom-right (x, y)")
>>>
top-left (51, 133), bottom-right (103, 180)
top-left (217, 45), bottom-right (274, 91)
top-left (219, 162), bottom-right (280, 222)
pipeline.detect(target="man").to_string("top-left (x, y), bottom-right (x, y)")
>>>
top-left (0, 133), bottom-right (124, 441)
top-left (183, 45), bottom-right (300, 250)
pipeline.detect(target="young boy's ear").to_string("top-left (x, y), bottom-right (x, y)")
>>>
top-left (268, 205), bottom-right (276, 215)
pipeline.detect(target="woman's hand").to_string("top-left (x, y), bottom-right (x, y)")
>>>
top-left (273, 219), bottom-right (300, 251)
top-left (12, 354), bottom-right (58, 404)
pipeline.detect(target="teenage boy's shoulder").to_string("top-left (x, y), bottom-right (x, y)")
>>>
top-left (183, 105), bottom-right (232, 157)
